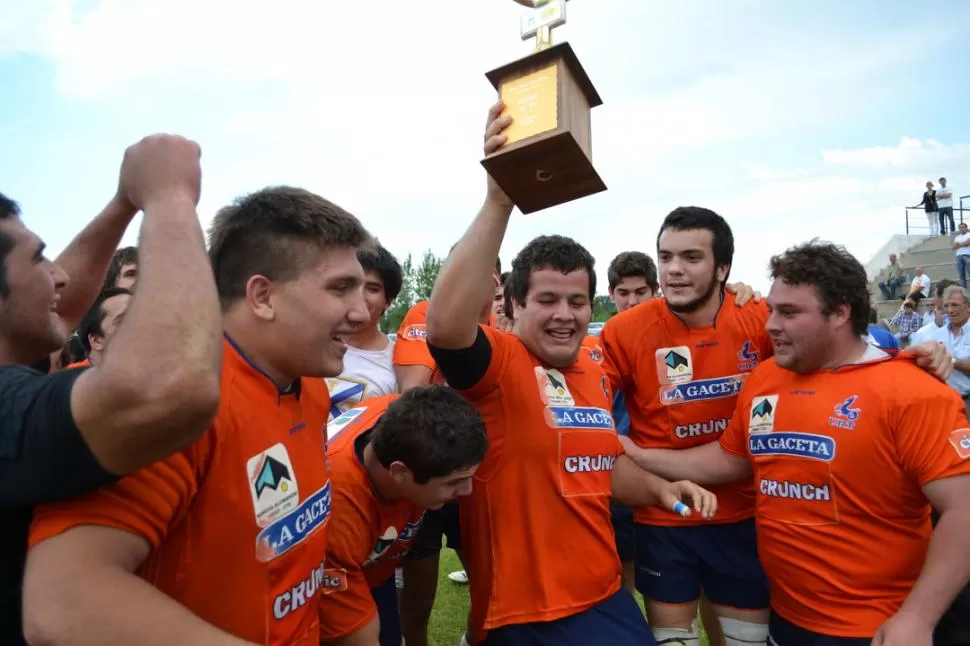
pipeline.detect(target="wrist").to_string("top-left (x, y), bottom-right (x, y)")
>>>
top-left (897, 602), bottom-right (940, 627)
top-left (140, 189), bottom-right (199, 215)
top-left (484, 191), bottom-right (514, 213)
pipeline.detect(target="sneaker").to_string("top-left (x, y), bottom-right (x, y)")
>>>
top-left (448, 569), bottom-right (469, 584)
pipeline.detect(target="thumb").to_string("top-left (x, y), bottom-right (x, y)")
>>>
top-left (870, 628), bottom-right (885, 646)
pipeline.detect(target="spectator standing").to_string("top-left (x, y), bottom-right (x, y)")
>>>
top-left (953, 222), bottom-right (970, 288)
top-left (914, 181), bottom-right (940, 236)
top-left (917, 285), bottom-right (970, 407)
top-left (938, 177), bottom-right (956, 235)
top-left (877, 253), bottom-right (906, 300)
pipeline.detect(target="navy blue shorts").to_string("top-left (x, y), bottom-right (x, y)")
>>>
top-left (768, 613), bottom-right (870, 645)
top-left (634, 519), bottom-right (768, 609)
top-left (610, 502), bottom-right (635, 563)
top-left (370, 577), bottom-right (402, 646)
top-left (406, 500), bottom-right (462, 560)
top-left (483, 588), bottom-right (654, 645)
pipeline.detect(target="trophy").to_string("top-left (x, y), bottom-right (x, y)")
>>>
top-left (481, 0), bottom-right (605, 214)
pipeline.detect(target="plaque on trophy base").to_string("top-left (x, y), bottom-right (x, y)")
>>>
top-left (482, 1), bottom-right (605, 214)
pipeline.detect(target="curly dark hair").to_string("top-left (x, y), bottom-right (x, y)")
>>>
top-left (508, 235), bottom-right (596, 308)
top-left (103, 246), bottom-right (138, 290)
top-left (370, 385), bottom-right (488, 484)
top-left (607, 251), bottom-right (658, 292)
top-left (768, 239), bottom-right (869, 336)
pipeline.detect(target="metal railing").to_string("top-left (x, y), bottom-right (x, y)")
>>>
top-left (904, 200), bottom-right (970, 235)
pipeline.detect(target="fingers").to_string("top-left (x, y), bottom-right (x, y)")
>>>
top-left (484, 101), bottom-right (512, 155)
top-left (667, 482), bottom-right (718, 520)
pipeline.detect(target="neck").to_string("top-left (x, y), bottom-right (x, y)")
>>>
top-left (88, 348), bottom-right (104, 366)
top-left (673, 289), bottom-right (724, 328)
top-left (363, 441), bottom-right (400, 501)
top-left (819, 336), bottom-right (868, 370)
top-left (0, 338), bottom-right (49, 367)
top-left (223, 311), bottom-right (295, 388)
top-left (346, 325), bottom-right (387, 352)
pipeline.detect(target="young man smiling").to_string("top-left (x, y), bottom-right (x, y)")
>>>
top-left (423, 102), bottom-right (718, 645)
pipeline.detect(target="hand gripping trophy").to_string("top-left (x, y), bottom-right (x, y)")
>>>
top-left (482, 0), bottom-right (606, 214)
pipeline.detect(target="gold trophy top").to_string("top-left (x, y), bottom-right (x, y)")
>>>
top-left (513, 0), bottom-right (569, 52)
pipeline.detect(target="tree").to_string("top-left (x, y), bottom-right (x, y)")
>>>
top-left (592, 294), bottom-right (616, 322)
top-left (380, 250), bottom-right (445, 333)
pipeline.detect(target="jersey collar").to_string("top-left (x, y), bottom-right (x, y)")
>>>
top-left (224, 334), bottom-right (302, 400)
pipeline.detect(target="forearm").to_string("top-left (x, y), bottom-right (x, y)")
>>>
top-left (426, 197), bottom-right (512, 348)
top-left (899, 507), bottom-right (970, 624)
top-left (620, 437), bottom-right (750, 486)
top-left (954, 359), bottom-right (970, 375)
top-left (24, 567), bottom-right (257, 646)
top-left (53, 197), bottom-right (136, 329)
top-left (611, 454), bottom-right (665, 507)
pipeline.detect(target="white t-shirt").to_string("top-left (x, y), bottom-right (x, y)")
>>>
top-left (324, 339), bottom-right (397, 421)
top-left (911, 273), bottom-right (931, 297)
top-left (938, 184), bottom-right (954, 209)
top-left (955, 232), bottom-right (970, 257)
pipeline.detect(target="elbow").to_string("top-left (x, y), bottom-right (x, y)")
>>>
top-left (22, 571), bottom-right (72, 646)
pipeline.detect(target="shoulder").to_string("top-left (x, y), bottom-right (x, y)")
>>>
top-left (602, 299), bottom-right (666, 343)
top-left (327, 395), bottom-right (396, 446)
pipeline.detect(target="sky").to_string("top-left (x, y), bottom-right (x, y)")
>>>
top-left (2, 0), bottom-right (969, 293)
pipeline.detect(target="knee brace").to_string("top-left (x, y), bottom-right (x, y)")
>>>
top-left (651, 623), bottom-right (700, 645)
top-left (719, 617), bottom-right (768, 646)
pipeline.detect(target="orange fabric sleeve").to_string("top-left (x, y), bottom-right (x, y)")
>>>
top-left (392, 302), bottom-right (435, 370)
top-left (29, 431), bottom-right (214, 549)
top-left (894, 383), bottom-right (970, 485)
top-left (599, 317), bottom-right (631, 396)
top-left (318, 496), bottom-right (377, 640)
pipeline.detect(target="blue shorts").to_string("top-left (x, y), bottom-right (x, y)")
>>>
top-left (610, 502), bottom-right (635, 563)
top-left (483, 588), bottom-right (654, 645)
top-left (634, 519), bottom-right (768, 609)
top-left (406, 500), bottom-right (462, 560)
top-left (371, 577), bottom-right (402, 646)
top-left (768, 613), bottom-right (870, 645)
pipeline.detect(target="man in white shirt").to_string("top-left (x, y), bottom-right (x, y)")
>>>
top-left (325, 244), bottom-right (403, 420)
top-left (904, 266), bottom-right (932, 303)
top-left (953, 222), bottom-right (970, 289)
top-left (918, 285), bottom-right (970, 405)
top-left (939, 177), bottom-right (956, 235)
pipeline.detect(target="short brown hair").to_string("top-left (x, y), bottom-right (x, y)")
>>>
top-left (607, 251), bottom-right (658, 292)
top-left (208, 186), bottom-right (371, 309)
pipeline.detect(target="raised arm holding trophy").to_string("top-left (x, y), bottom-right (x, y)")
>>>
top-left (481, 0), bottom-right (606, 214)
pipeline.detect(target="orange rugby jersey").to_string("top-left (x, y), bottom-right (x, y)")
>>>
top-left (319, 396), bottom-right (426, 640)
top-left (720, 354), bottom-right (970, 638)
top-left (394, 300), bottom-right (496, 384)
top-left (455, 326), bottom-right (624, 636)
top-left (580, 335), bottom-right (604, 363)
top-left (600, 292), bottom-right (770, 525)
top-left (29, 338), bottom-right (333, 645)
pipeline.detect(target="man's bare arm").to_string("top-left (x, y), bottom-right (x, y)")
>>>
top-left (69, 135), bottom-right (222, 475)
top-left (52, 198), bottom-right (137, 333)
top-left (323, 617), bottom-right (380, 646)
top-left (426, 102), bottom-right (514, 350)
top-left (23, 526), bottom-right (258, 646)
top-left (395, 364), bottom-right (433, 392)
top-left (896, 475), bottom-right (970, 626)
top-left (620, 437), bottom-right (752, 486)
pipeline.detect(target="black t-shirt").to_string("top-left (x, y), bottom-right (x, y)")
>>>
top-left (0, 364), bottom-right (117, 644)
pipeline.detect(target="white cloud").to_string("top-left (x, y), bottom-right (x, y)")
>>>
top-left (4, 0), bottom-right (968, 296)
top-left (823, 137), bottom-right (970, 170)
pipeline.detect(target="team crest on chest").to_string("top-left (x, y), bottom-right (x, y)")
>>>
top-left (247, 443), bottom-right (300, 527)
top-left (749, 395), bottom-right (778, 435)
top-left (535, 367), bottom-right (575, 406)
top-left (828, 395), bottom-right (860, 431)
top-left (656, 346), bottom-right (693, 384)
top-left (737, 340), bottom-right (760, 371)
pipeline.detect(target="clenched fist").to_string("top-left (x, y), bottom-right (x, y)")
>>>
top-left (118, 134), bottom-right (202, 210)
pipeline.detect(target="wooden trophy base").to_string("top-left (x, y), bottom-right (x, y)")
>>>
top-left (482, 42), bottom-right (605, 214)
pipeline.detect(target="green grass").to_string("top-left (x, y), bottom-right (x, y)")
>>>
top-left (427, 549), bottom-right (709, 646)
